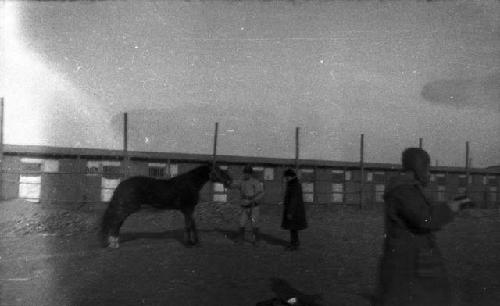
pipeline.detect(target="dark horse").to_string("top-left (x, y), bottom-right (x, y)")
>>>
top-left (101, 164), bottom-right (232, 248)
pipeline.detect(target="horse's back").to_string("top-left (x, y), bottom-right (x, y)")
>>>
top-left (110, 172), bottom-right (206, 210)
top-left (115, 176), bottom-right (157, 192)
top-left (112, 176), bottom-right (180, 208)
top-left (112, 176), bottom-right (158, 203)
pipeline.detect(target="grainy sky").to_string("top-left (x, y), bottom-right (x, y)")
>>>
top-left (1, 0), bottom-right (499, 167)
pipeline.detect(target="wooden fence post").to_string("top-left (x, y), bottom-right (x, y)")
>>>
top-left (360, 134), bottom-right (365, 210)
top-left (123, 113), bottom-right (129, 178)
top-left (295, 127), bottom-right (300, 172)
top-left (465, 141), bottom-right (470, 195)
top-left (0, 97), bottom-right (4, 200)
top-left (212, 122), bottom-right (219, 167)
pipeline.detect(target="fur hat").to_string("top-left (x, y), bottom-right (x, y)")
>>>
top-left (402, 147), bottom-right (431, 186)
top-left (243, 165), bottom-right (253, 174)
top-left (283, 168), bottom-right (297, 178)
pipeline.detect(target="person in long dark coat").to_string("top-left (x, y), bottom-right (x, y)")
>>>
top-left (281, 169), bottom-right (308, 251)
top-left (375, 148), bottom-right (471, 306)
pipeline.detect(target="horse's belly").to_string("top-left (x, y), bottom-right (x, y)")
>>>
top-left (149, 203), bottom-right (170, 209)
top-left (148, 198), bottom-right (178, 209)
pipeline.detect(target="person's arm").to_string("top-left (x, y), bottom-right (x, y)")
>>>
top-left (252, 181), bottom-right (265, 202)
top-left (228, 180), bottom-right (241, 190)
top-left (392, 185), bottom-right (454, 231)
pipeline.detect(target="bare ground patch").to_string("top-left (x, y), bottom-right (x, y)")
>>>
top-left (1, 199), bottom-right (499, 306)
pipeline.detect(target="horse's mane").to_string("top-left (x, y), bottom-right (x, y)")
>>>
top-left (187, 164), bottom-right (211, 175)
top-left (170, 164), bottom-right (211, 182)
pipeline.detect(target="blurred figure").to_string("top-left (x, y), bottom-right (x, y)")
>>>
top-left (231, 165), bottom-right (265, 244)
top-left (281, 169), bottom-right (308, 251)
top-left (375, 148), bottom-right (472, 306)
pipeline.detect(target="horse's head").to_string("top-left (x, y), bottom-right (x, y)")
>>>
top-left (209, 166), bottom-right (232, 188)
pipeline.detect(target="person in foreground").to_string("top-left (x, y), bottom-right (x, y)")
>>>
top-left (281, 169), bottom-right (308, 251)
top-left (375, 147), bottom-right (472, 306)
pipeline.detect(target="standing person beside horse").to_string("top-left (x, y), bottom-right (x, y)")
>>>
top-left (375, 148), bottom-right (473, 306)
top-left (281, 169), bottom-right (308, 251)
top-left (230, 165), bottom-right (265, 244)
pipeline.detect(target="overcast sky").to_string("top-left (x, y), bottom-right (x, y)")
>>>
top-left (1, 0), bottom-right (499, 167)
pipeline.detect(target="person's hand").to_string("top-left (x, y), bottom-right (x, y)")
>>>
top-left (457, 197), bottom-right (474, 209)
top-left (447, 200), bottom-right (461, 213)
top-left (447, 197), bottom-right (472, 213)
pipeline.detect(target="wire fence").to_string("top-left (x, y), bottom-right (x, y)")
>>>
top-left (2, 167), bottom-right (499, 211)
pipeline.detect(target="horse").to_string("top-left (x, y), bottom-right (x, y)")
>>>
top-left (101, 164), bottom-right (232, 248)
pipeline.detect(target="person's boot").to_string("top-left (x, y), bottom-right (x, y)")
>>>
top-left (235, 227), bottom-right (245, 244)
top-left (252, 228), bottom-right (260, 246)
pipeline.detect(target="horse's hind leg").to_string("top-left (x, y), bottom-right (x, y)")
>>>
top-left (190, 217), bottom-right (199, 245)
top-left (182, 212), bottom-right (192, 245)
top-left (182, 212), bottom-right (198, 246)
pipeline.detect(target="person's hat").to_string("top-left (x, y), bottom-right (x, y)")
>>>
top-left (243, 165), bottom-right (253, 174)
top-left (402, 147), bottom-right (430, 185)
top-left (284, 168), bottom-right (296, 178)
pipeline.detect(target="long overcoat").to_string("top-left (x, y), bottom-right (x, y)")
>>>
top-left (281, 177), bottom-right (308, 231)
top-left (376, 173), bottom-right (455, 306)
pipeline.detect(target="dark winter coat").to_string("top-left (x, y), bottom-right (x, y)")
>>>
top-left (376, 173), bottom-right (455, 306)
top-left (281, 177), bottom-right (308, 231)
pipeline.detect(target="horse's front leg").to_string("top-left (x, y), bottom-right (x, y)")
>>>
top-left (103, 206), bottom-right (131, 249)
top-left (190, 217), bottom-right (199, 245)
top-left (183, 212), bottom-right (195, 246)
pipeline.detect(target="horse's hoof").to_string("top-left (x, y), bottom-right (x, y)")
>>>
top-left (108, 236), bottom-right (120, 249)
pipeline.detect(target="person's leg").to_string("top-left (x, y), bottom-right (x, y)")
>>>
top-left (286, 230), bottom-right (299, 250)
top-left (251, 206), bottom-right (260, 244)
top-left (236, 207), bottom-right (247, 243)
top-left (291, 229), bottom-right (299, 246)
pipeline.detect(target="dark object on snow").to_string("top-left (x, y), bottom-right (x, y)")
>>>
top-left (256, 297), bottom-right (301, 306)
top-left (101, 164), bottom-right (231, 248)
top-left (262, 278), bottom-right (322, 306)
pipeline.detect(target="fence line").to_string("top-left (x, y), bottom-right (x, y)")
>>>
top-left (3, 167), bottom-right (498, 209)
